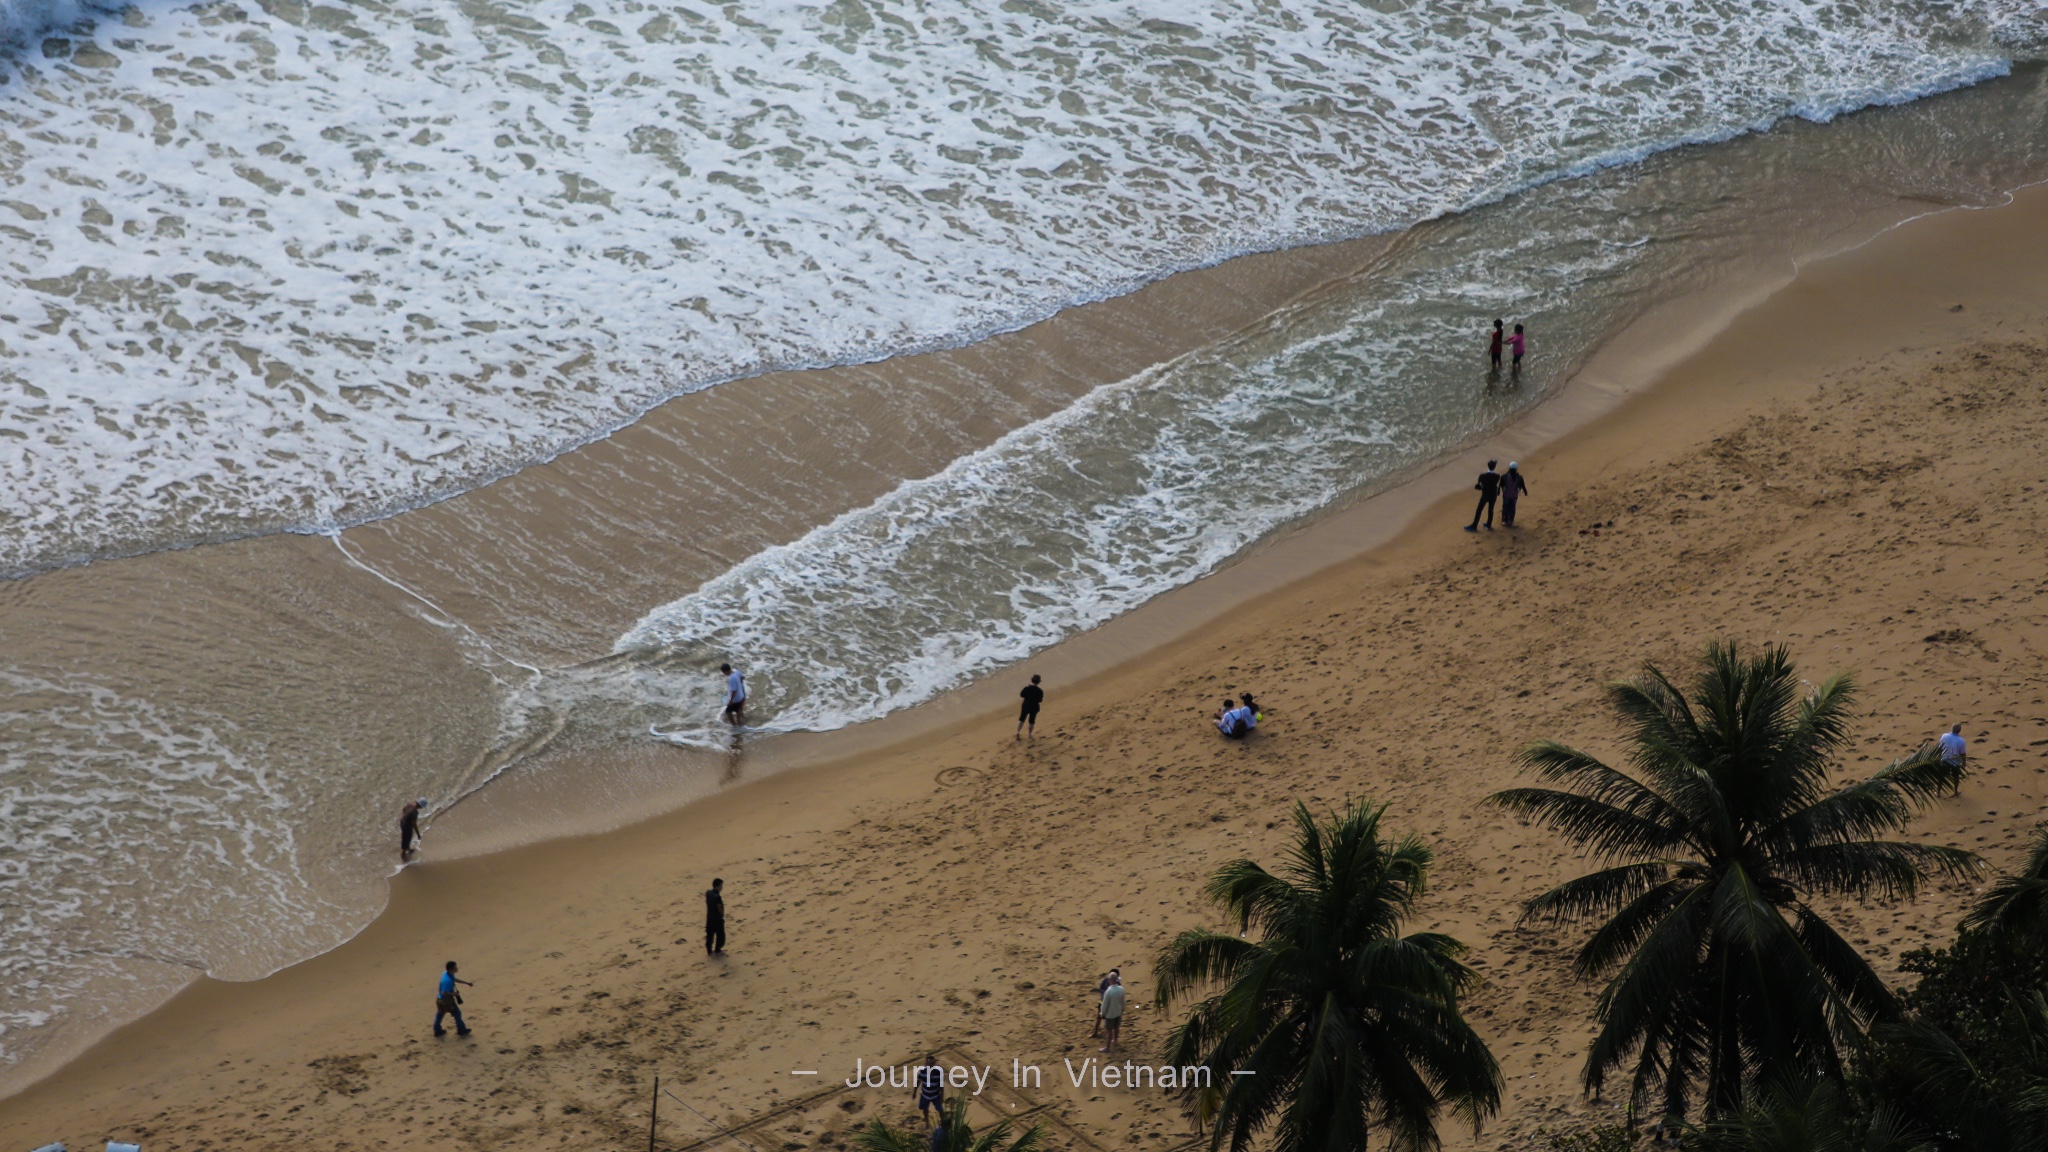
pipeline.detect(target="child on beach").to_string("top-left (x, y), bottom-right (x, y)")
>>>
top-left (1488, 319), bottom-right (1504, 370)
top-left (1017, 674), bottom-right (1044, 740)
top-left (1508, 323), bottom-right (1527, 373)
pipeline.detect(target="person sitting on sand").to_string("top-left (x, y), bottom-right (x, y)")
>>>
top-left (1214, 697), bottom-right (1253, 739)
top-left (1238, 693), bottom-right (1263, 728)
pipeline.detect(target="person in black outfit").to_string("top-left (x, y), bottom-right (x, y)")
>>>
top-left (705, 877), bottom-right (726, 955)
top-left (1464, 459), bottom-right (1501, 532)
top-left (399, 797), bottom-right (425, 860)
top-left (1016, 674), bottom-right (1044, 740)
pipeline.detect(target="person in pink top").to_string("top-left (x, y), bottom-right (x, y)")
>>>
top-left (1507, 323), bottom-right (1527, 375)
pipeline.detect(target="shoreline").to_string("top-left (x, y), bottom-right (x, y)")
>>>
top-left (416, 174), bottom-right (1956, 864)
top-left (4, 173), bottom-right (2046, 1146)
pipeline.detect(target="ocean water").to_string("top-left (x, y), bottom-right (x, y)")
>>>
top-left (0, 0), bottom-right (2037, 575)
top-left (524, 64), bottom-right (2048, 751)
top-left (2, 0), bottom-right (2047, 1093)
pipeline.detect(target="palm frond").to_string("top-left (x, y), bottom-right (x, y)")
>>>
top-left (1490, 788), bottom-right (1688, 862)
top-left (1569, 876), bottom-right (1697, 978)
top-left (1963, 822), bottom-right (2048, 941)
top-left (1788, 903), bottom-right (1896, 1026)
top-left (1773, 839), bottom-right (1982, 901)
top-left (1520, 862), bottom-right (1676, 924)
top-left (1154, 929), bottom-right (1261, 1008)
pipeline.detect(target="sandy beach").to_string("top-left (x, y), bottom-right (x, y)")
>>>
top-left (5, 169), bottom-right (2048, 1152)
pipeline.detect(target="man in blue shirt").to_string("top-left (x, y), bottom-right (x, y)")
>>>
top-left (434, 960), bottom-right (474, 1037)
top-left (1937, 722), bottom-right (1967, 765)
top-left (720, 663), bottom-right (748, 724)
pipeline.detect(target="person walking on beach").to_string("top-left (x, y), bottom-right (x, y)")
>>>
top-left (399, 797), bottom-right (425, 860)
top-left (1507, 323), bottom-right (1527, 375)
top-left (1488, 319), bottom-right (1504, 371)
top-left (434, 960), bottom-right (473, 1037)
top-left (1098, 971), bottom-right (1126, 1053)
top-left (1499, 462), bottom-right (1531, 528)
top-left (1091, 967), bottom-right (1120, 1038)
top-left (915, 1054), bottom-right (946, 1128)
top-left (1465, 459), bottom-right (1502, 532)
top-left (1016, 674), bottom-right (1044, 740)
top-left (720, 663), bottom-right (747, 725)
top-left (705, 877), bottom-right (726, 954)
top-left (1937, 722), bottom-right (1967, 766)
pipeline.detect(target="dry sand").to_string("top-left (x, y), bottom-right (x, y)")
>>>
top-left (5, 184), bottom-right (2048, 1150)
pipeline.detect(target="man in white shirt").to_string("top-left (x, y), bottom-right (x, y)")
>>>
top-left (720, 663), bottom-right (747, 724)
top-left (1937, 722), bottom-right (1967, 766)
top-left (1098, 971), bottom-right (1126, 1054)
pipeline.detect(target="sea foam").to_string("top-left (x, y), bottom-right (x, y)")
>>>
top-left (0, 0), bottom-right (2031, 575)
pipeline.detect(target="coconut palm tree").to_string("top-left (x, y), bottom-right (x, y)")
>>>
top-left (851, 1094), bottom-right (1045, 1152)
top-left (1153, 798), bottom-right (1501, 1152)
top-left (1490, 641), bottom-right (1978, 1121)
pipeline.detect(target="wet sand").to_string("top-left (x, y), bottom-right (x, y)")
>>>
top-left (4, 168), bottom-right (2044, 1151)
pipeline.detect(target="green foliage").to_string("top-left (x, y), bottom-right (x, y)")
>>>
top-left (1154, 798), bottom-right (1501, 1152)
top-left (1682, 1078), bottom-right (1933, 1152)
top-left (1853, 828), bottom-right (2048, 1152)
top-left (1895, 928), bottom-right (2048, 1063)
top-left (851, 1094), bottom-right (1046, 1152)
top-left (1961, 822), bottom-right (2048, 944)
top-left (1490, 641), bottom-right (1979, 1121)
top-left (1544, 1123), bottom-right (1637, 1152)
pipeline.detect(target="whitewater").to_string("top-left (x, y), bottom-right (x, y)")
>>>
top-left (0, 0), bottom-right (2034, 575)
